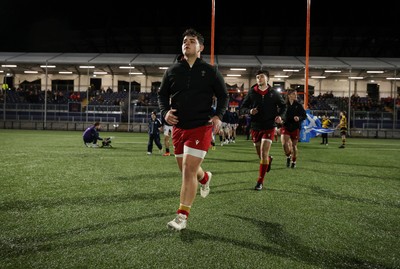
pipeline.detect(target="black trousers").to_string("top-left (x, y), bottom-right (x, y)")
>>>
top-left (321, 133), bottom-right (328, 144)
top-left (147, 134), bottom-right (162, 152)
top-left (83, 137), bottom-right (98, 144)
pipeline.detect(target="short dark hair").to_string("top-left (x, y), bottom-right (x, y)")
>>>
top-left (256, 69), bottom-right (269, 78)
top-left (182, 28), bottom-right (204, 45)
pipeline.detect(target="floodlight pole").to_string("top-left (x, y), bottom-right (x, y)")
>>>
top-left (210, 0), bottom-right (215, 66)
top-left (348, 72), bottom-right (352, 137)
top-left (2, 75), bottom-right (6, 121)
top-left (304, 0), bottom-right (311, 109)
top-left (393, 70), bottom-right (397, 130)
top-left (86, 67), bottom-right (89, 123)
top-left (128, 65), bottom-right (132, 131)
top-left (44, 61), bottom-right (48, 130)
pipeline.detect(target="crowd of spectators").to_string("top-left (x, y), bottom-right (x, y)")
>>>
top-left (1, 86), bottom-right (398, 115)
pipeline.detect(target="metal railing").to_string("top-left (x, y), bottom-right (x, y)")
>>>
top-left (1, 103), bottom-right (400, 138)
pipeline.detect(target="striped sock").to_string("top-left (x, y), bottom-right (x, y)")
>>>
top-left (177, 204), bottom-right (191, 218)
top-left (199, 171), bottom-right (209, 185)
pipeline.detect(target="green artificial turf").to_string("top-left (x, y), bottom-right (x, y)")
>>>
top-left (0, 129), bottom-right (399, 268)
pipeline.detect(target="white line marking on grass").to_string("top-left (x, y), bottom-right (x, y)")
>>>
top-left (115, 142), bottom-right (147, 144)
top-left (348, 142), bottom-right (400, 147)
top-left (352, 147), bottom-right (400, 151)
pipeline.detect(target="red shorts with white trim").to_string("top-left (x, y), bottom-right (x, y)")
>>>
top-left (280, 127), bottom-right (300, 140)
top-left (251, 128), bottom-right (276, 143)
top-left (173, 125), bottom-right (213, 156)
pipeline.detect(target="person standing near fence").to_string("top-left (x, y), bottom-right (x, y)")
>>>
top-left (158, 28), bottom-right (229, 231)
top-left (336, 111), bottom-right (347, 148)
top-left (320, 115), bottom-right (332, 145)
top-left (229, 106), bottom-right (239, 143)
top-left (147, 111), bottom-right (163, 155)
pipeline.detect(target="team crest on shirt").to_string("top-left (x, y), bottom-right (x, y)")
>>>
top-left (201, 70), bottom-right (206, 77)
top-left (196, 140), bottom-right (200, 145)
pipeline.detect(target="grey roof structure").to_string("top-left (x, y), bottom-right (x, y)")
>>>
top-left (1, 52), bottom-right (399, 82)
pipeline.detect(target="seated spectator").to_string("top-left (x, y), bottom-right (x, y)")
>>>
top-left (70, 91), bottom-right (81, 101)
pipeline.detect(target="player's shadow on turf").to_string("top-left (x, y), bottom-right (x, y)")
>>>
top-left (179, 215), bottom-right (388, 269)
top-left (2, 213), bottom-right (171, 258)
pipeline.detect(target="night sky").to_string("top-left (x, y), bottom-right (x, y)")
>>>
top-left (1, 1), bottom-right (399, 57)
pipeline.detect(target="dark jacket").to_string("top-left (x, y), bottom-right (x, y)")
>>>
top-left (283, 100), bottom-right (307, 132)
top-left (240, 84), bottom-right (286, 130)
top-left (82, 125), bottom-right (102, 143)
top-left (222, 109), bottom-right (231, 123)
top-left (158, 56), bottom-right (229, 129)
top-left (229, 110), bottom-right (239, 124)
top-left (148, 118), bottom-right (162, 136)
